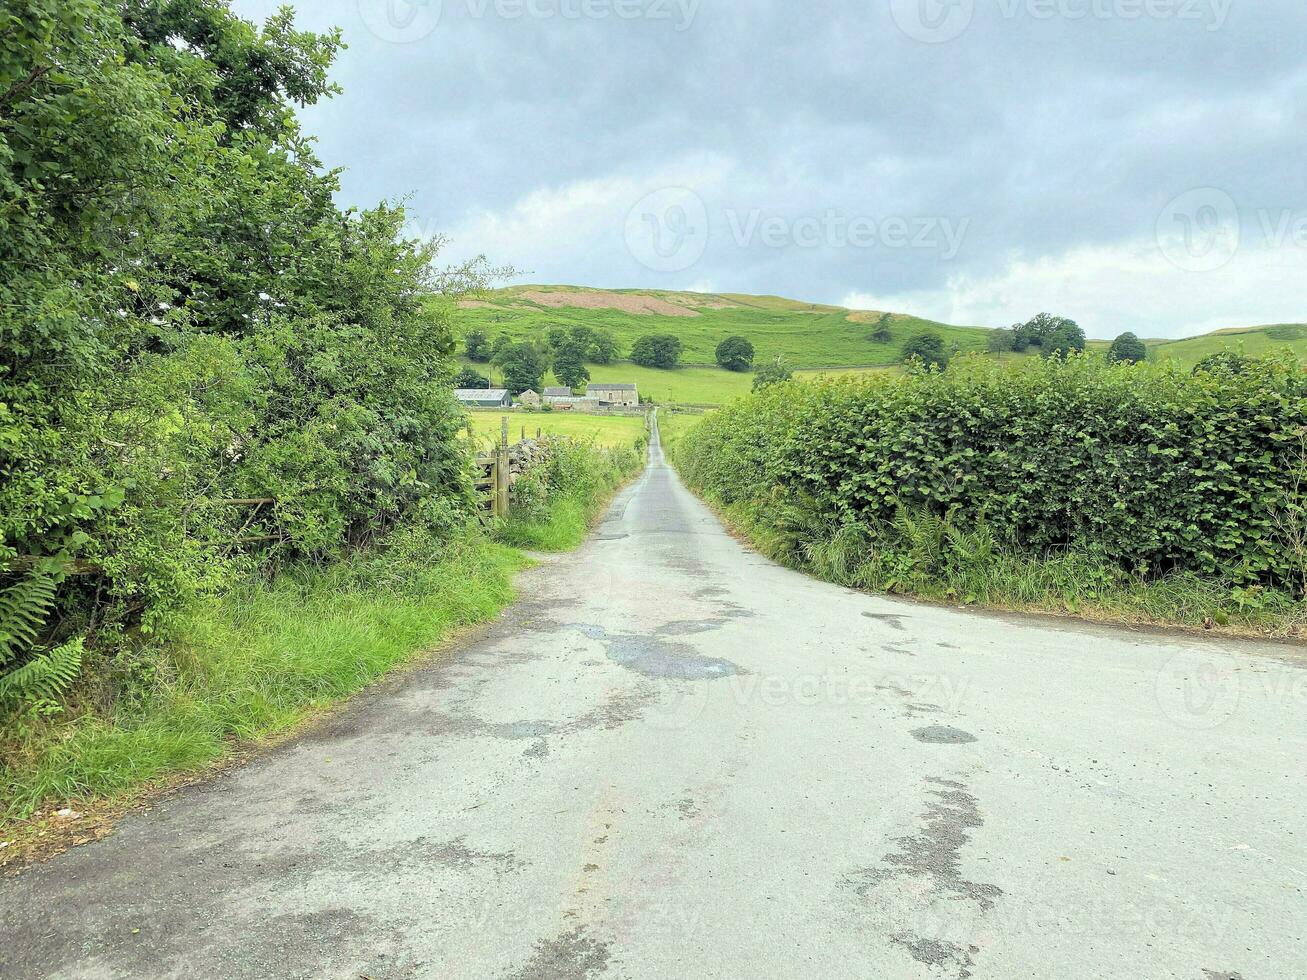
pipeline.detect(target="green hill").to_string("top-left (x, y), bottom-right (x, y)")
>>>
top-left (454, 284), bottom-right (998, 369)
top-left (1145, 323), bottom-right (1307, 368)
top-left (451, 285), bottom-right (1306, 405)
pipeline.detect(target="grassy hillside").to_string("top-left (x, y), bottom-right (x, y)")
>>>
top-left (1146, 323), bottom-right (1307, 368)
top-left (455, 284), bottom-right (997, 368)
top-left (452, 285), bottom-right (1306, 405)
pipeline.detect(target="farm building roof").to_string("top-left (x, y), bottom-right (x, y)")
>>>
top-left (588, 383), bottom-right (637, 391)
top-left (454, 388), bottom-right (509, 400)
top-left (543, 387), bottom-right (573, 397)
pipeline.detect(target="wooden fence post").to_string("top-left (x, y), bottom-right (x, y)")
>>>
top-left (495, 417), bottom-right (510, 518)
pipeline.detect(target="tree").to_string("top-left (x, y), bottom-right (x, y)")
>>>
top-left (569, 325), bottom-right (595, 353)
top-left (499, 342), bottom-right (549, 396)
top-left (1014, 313), bottom-right (1081, 352)
top-left (1042, 322), bottom-right (1087, 359)
top-left (464, 329), bottom-right (492, 362)
top-left (1107, 332), bottom-right (1147, 364)
top-left (490, 334), bottom-right (515, 365)
top-left (552, 341), bottom-right (590, 390)
top-left (987, 329), bottom-right (1016, 353)
top-left (630, 334), bottom-right (683, 369)
top-left (454, 367), bottom-right (489, 389)
top-left (591, 330), bottom-right (620, 364)
top-left (545, 326), bottom-right (568, 351)
top-left (752, 357), bottom-right (794, 391)
top-left (869, 314), bottom-right (893, 344)
top-left (901, 333), bottom-right (950, 369)
top-left (715, 336), bottom-right (756, 372)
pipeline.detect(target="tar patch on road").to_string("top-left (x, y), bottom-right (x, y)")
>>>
top-left (606, 634), bottom-right (743, 680)
top-left (508, 925), bottom-right (612, 980)
top-left (863, 612), bottom-right (908, 631)
top-left (847, 776), bottom-right (1002, 980)
top-left (912, 725), bottom-right (978, 744)
top-left (891, 933), bottom-right (982, 980)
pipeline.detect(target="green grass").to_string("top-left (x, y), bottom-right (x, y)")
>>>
top-left (454, 284), bottom-right (998, 369)
top-left (1, 442), bottom-right (644, 827)
top-left (1146, 323), bottom-right (1307, 368)
top-left (466, 408), bottom-right (647, 449)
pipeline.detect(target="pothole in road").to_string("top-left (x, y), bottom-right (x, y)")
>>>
top-left (912, 725), bottom-right (978, 744)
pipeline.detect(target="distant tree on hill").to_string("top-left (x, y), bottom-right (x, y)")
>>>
top-left (545, 326), bottom-right (568, 351)
top-left (454, 367), bottom-right (489, 389)
top-left (569, 325), bottom-right (596, 355)
top-left (1042, 322), bottom-right (1087, 358)
top-left (591, 330), bottom-right (620, 364)
top-left (869, 314), bottom-right (893, 344)
top-left (715, 336), bottom-right (756, 372)
top-left (753, 357), bottom-right (794, 391)
top-left (490, 334), bottom-right (515, 364)
top-left (1014, 313), bottom-right (1081, 353)
top-left (464, 329), bottom-right (492, 362)
top-left (552, 341), bottom-right (590, 389)
top-left (901, 332), bottom-right (949, 369)
top-left (631, 334), bottom-right (683, 369)
top-left (499, 342), bottom-right (549, 396)
top-left (1107, 332), bottom-right (1147, 364)
top-left (987, 329), bottom-right (1016, 353)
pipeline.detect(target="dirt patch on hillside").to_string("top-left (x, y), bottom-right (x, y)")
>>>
top-left (846, 310), bottom-right (891, 324)
top-left (457, 300), bottom-right (505, 310)
top-left (519, 289), bottom-right (702, 317)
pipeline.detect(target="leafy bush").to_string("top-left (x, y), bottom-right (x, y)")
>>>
top-left (675, 354), bottom-right (1307, 591)
top-left (1108, 332), bottom-right (1147, 364)
top-left (0, 1), bottom-right (477, 714)
top-left (715, 336), bottom-right (756, 372)
top-left (630, 334), bottom-right (684, 369)
top-left (900, 333), bottom-right (949, 369)
top-left (753, 357), bottom-right (794, 391)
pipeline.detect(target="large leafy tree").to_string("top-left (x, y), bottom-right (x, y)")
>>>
top-left (1107, 332), bottom-right (1147, 364)
top-left (1, 0), bottom-right (476, 706)
top-left (500, 342), bottom-right (549, 396)
top-left (552, 341), bottom-right (590, 390)
top-left (715, 336), bottom-right (756, 372)
top-left (630, 334), bottom-right (683, 369)
top-left (901, 333), bottom-right (949, 370)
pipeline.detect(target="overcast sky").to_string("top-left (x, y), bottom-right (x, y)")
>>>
top-left (229, 0), bottom-right (1306, 338)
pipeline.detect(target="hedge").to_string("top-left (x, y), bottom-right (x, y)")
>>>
top-left (676, 355), bottom-right (1307, 588)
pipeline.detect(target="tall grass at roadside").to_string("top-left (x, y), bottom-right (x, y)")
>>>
top-left (2, 437), bottom-right (645, 825)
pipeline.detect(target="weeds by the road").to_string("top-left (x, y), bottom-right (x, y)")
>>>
top-left (1, 439), bottom-right (644, 841)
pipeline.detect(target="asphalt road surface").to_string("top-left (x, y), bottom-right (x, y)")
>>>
top-left (3, 424), bottom-right (1305, 979)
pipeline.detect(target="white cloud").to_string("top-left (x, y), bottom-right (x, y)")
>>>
top-left (844, 239), bottom-right (1307, 339)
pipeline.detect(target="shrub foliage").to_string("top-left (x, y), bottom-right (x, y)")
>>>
top-left (676, 355), bottom-right (1307, 590)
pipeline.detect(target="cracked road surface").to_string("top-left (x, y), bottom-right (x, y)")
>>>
top-left (3, 424), bottom-right (1305, 979)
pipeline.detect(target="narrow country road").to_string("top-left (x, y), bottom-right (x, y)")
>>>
top-left (3, 423), bottom-right (1305, 980)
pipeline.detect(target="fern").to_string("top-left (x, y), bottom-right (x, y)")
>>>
top-left (0, 638), bottom-right (84, 708)
top-left (0, 571), bottom-right (58, 669)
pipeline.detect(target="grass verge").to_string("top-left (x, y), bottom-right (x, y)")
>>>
top-left (1, 440), bottom-right (645, 860)
top-left (695, 494), bottom-right (1305, 639)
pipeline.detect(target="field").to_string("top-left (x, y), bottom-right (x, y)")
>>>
top-left (454, 284), bottom-right (997, 369)
top-left (455, 285), bottom-right (1307, 407)
top-left (466, 409), bottom-right (648, 449)
top-left (1147, 323), bottom-right (1307, 367)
